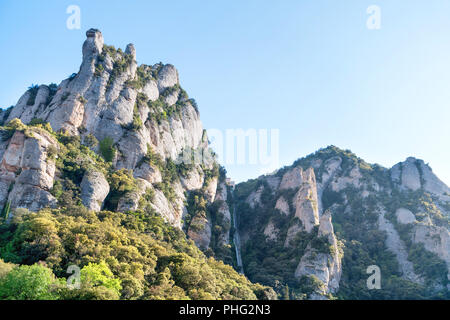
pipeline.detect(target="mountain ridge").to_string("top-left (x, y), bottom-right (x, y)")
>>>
top-left (0, 29), bottom-right (448, 300)
top-left (233, 145), bottom-right (449, 299)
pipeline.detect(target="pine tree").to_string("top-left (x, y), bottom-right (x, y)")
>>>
top-left (2, 201), bottom-right (10, 220)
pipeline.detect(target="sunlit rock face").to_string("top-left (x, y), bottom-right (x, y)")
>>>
top-left (2, 28), bottom-right (450, 300)
top-left (0, 28), bottom-right (219, 235)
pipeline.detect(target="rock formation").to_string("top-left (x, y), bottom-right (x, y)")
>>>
top-left (295, 211), bottom-right (342, 296)
top-left (0, 29), bottom-right (218, 237)
top-left (293, 168), bottom-right (319, 233)
top-left (0, 127), bottom-right (58, 213)
top-left (233, 146), bottom-right (450, 299)
top-left (80, 170), bottom-right (109, 211)
top-left (1, 29), bottom-right (449, 300)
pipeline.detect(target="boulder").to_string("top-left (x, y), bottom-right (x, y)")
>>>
top-left (395, 208), bottom-right (416, 224)
top-left (80, 170), bottom-right (110, 211)
top-left (157, 64), bottom-right (179, 93)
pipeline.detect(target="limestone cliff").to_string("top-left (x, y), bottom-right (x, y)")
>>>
top-left (233, 146), bottom-right (449, 299)
top-left (234, 157), bottom-right (344, 299)
top-left (0, 29), bottom-right (220, 240)
top-left (0, 29), bottom-right (448, 300)
top-left (0, 126), bottom-right (58, 213)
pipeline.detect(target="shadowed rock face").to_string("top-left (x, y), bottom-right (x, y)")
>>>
top-left (396, 208), bottom-right (416, 225)
top-left (391, 157), bottom-right (450, 200)
top-left (236, 160), bottom-right (344, 298)
top-left (413, 224), bottom-right (450, 283)
top-left (187, 215), bottom-right (212, 250)
top-left (275, 196), bottom-right (289, 215)
top-left (233, 146), bottom-right (450, 299)
top-left (378, 210), bottom-right (423, 284)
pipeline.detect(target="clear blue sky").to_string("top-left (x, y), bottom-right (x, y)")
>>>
top-left (1, 0), bottom-right (449, 185)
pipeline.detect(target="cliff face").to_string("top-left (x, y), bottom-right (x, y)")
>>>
top-left (233, 146), bottom-right (450, 299)
top-left (0, 29), bottom-right (448, 300)
top-left (234, 156), bottom-right (344, 299)
top-left (0, 29), bottom-right (219, 237)
top-left (390, 157), bottom-right (450, 285)
top-left (0, 29), bottom-right (281, 300)
top-left (0, 127), bottom-right (58, 212)
top-left (294, 211), bottom-right (342, 298)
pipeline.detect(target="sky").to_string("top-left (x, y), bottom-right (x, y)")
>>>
top-left (0, 0), bottom-right (449, 184)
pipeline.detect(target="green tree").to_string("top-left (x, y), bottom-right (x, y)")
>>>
top-left (0, 259), bottom-right (15, 278)
top-left (80, 262), bottom-right (122, 298)
top-left (99, 137), bottom-right (116, 162)
top-left (2, 201), bottom-right (10, 220)
top-left (0, 264), bottom-right (61, 300)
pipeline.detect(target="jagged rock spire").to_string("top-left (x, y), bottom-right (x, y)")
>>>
top-left (83, 28), bottom-right (104, 58)
top-left (0, 28), bottom-right (216, 230)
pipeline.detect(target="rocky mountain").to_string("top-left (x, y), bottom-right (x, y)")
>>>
top-left (0, 28), bottom-right (219, 233)
top-left (231, 147), bottom-right (449, 299)
top-left (0, 29), bottom-right (448, 300)
top-left (0, 29), bottom-right (267, 300)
